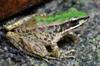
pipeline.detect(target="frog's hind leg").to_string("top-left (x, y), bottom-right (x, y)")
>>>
top-left (4, 19), bottom-right (25, 30)
top-left (4, 15), bottom-right (36, 30)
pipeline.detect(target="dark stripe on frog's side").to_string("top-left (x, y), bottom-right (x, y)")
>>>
top-left (37, 16), bottom-right (89, 33)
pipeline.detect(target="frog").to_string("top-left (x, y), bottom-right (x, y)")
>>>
top-left (4, 15), bottom-right (89, 60)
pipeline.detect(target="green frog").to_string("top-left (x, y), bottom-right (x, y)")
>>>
top-left (4, 15), bottom-right (89, 60)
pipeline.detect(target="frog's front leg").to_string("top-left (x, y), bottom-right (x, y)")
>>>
top-left (51, 31), bottom-right (78, 58)
top-left (50, 42), bottom-right (75, 59)
top-left (50, 42), bottom-right (61, 57)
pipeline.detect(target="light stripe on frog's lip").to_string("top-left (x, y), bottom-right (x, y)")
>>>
top-left (37, 16), bottom-right (89, 33)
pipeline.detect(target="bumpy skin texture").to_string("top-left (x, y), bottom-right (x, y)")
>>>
top-left (0, 0), bottom-right (49, 20)
top-left (6, 16), bottom-right (89, 58)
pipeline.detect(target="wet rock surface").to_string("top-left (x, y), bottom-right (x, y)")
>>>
top-left (0, 0), bottom-right (100, 66)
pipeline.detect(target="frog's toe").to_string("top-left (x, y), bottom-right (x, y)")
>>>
top-left (61, 55), bottom-right (75, 59)
top-left (60, 49), bottom-right (76, 59)
top-left (65, 49), bottom-right (75, 55)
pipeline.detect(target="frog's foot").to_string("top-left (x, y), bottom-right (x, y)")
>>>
top-left (45, 49), bottom-right (75, 60)
top-left (44, 49), bottom-right (75, 64)
top-left (59, 49), bottom-right (76, 59)
top-left (43, 56), bottom-right (65, 64)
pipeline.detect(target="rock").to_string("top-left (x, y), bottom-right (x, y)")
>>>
top-left (0, 0), bottom-right (50, 21)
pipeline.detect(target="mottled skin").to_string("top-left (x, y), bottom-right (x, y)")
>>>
top-left (5, 16), bottom-right (89, 59)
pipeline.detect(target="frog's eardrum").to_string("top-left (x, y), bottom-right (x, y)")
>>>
top-left (0, 0), bottom-right (50, 21)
